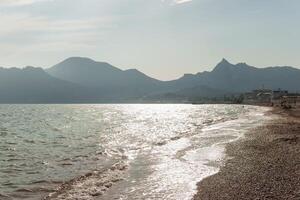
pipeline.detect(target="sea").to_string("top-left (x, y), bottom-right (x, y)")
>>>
top-left (0, 104), bottom-right (271, 200)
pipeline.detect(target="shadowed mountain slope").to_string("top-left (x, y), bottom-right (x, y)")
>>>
top-left (47, 57), bottom-right (162, 89)
top-left (0, 57), bottom-right (299, 103)
top-left (46, 57), bottom-right (166, 100)
top-left (0, 66), bottom-right (102, 103)
top-left (170, 58), bottom-right (300, 93)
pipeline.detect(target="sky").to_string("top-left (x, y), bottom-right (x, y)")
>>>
top-left (0, 0), bottom-right (299, 80)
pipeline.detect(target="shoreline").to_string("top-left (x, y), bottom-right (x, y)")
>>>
top-left (193, 107), bottom-right (300, 200)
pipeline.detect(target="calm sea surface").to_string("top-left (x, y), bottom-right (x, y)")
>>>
top-left (0, 104), bottom-right (270, 200)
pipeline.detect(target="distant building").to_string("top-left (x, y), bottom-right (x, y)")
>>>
top-left (271, 89), bottom-right (289, 106)
top-left (280, 94), bottom-right (299, 108)
top-left (272, 89), bottom-right (288, 100)
top-left (243, 88), bottom-right (300, 107)
top-left (243, 89), bottom-right (272, 105)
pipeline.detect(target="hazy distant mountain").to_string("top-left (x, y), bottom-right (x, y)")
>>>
top-left (172, 58), bottom-right (300, 93)
top-left (0, 57), bottom-right (299, 103)
top-left (47, 57), bottom-right (162, 89)
top-left (46, 57), bottom-right (168, 100)
top-left (0, 66), bottom-right (101, 103)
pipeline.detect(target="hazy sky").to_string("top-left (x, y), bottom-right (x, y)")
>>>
top-left (0, 0), bottom-right (299, 80)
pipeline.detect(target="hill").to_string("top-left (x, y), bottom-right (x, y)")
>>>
top-left (174, 58), bottom-right (300, 93)
top-left (0, 57), bottom-right (299, 103)
top-left (0, 66), bottom-right (100, 103)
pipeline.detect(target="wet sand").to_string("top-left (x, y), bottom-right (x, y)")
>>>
top-left (194, 107), bottom-right (300, 200)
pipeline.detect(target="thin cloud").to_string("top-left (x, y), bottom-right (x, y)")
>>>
top-left (0, 12), bottom-right (116, 50)
top-left (162, 0), bottom-right (193, 5)
top-left (175, 0), bottom-right (193, 4)
top-left (0, 13), bottom-right (99, 35)
top-left (0, 0), bottom-right (50, 6)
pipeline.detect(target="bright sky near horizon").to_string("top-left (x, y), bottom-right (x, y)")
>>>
top-left (0, 0), bottom-right (299, 80)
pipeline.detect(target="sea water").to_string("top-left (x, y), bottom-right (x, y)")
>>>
top-left (0, 104), bottom-right (271, 200)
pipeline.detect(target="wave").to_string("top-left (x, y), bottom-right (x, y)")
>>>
top-left (44, 161), bottom-right (128, 200)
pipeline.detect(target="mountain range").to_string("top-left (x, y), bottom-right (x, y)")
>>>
top-left (0, 57), bottom-right (299, 103)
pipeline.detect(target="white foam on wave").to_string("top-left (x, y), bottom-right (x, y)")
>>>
top-left (125, 105), bottom-right (273, 200)
top-left (45, 162), bottom-right (128, 200)
top-left (43, 105), bottom-right (274, 200)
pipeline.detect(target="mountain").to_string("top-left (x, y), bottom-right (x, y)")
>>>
top-left (0, 66), bottom-right (102, 103)
top-left (171, 58), bottom-right (300, 93)
top-left (47, 57), bottom-right (161, 88)
top-left (0, 57), bottom-right (299, 103)
top-left (47, 57), bottom-right (167, 100)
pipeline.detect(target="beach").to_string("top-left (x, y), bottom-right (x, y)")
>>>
top-left (1, 104), bottom-right (296, 200)
top-left (194, 106), bottom-right (300, 200)
top-left (1, 104), bottom-right (269, 200)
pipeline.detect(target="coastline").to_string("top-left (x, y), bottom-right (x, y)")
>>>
top-left (193, 106), bottom-right (300, 200)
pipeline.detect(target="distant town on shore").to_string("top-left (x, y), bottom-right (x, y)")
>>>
top-left (242, 88), bottom-right (299, 108)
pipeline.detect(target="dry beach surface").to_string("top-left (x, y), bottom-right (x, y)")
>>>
top-left (194, 106), bottom-right (300, 200)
